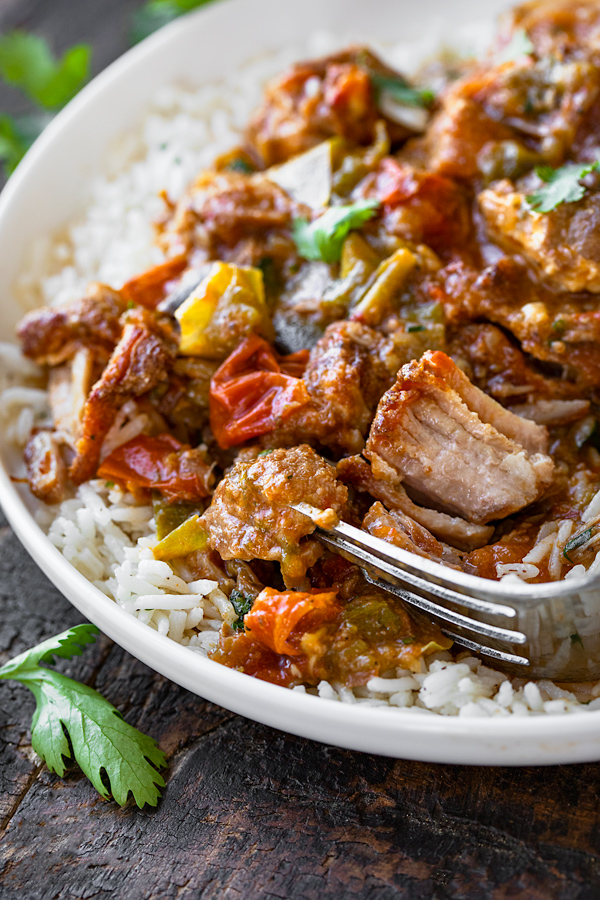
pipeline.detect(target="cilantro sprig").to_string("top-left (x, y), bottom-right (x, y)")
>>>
top-left (0, 32), bottom-right (91, 175)
top-left (0, 624), bottom-right (166, 807)
top-left (526, 161), bottom-right (600, 213)
top-left (293, 199), bottom-right (380, 264)
top-left (230, 590), bottom-right (255, 631)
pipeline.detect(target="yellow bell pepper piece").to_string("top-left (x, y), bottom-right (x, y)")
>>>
top-left (176, 262), bottom-right (273, 359)
top-left (152, 514), bottom-right (209, 561)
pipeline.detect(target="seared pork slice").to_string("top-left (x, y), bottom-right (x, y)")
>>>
top-left (17, 285), bottom-right (125, 367)
top-left (24, 431), bottom-right (68, 505)
top-left (269, 321), bottom-right (394, 454)
top-left (365, 351), bottom-right (554, 525)
top-left (479, 179), bottom-right (600, 293)
top-left (201, 445), bottom-right (348, 588)
top-left (363, 502), bottom-right (462, 570)
top-left (337, 455), bottom-right (493, 551)
top-left (69, 310), bottom-right (177, 485)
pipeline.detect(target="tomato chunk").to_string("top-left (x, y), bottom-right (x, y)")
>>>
top-left (244, 587), bottom-right (340, 656)
top-left (209, 334), bottom-right (310, 449)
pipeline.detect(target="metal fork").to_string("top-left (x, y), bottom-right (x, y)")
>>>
top-left (293, 502), bottom-right (531, 668)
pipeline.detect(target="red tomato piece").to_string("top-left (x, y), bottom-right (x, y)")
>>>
top-left (121, 254), bottom-right (188, 310)
top-left (244, 586), bottom-right (340, 656)
top-left (97, 433), bottom-right (212, 501)
top-left (209, 334), bottom-right (310, 449)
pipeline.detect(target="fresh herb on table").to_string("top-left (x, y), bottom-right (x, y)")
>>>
top-left (0, 32), bottom-right (91, 174)
top-left (526, 161), bottom-right (600, 213)
top-left (293, 200), bottom-right (380, 264)
top-left (230, 590), bottom-right (255, 631)
top-left (0, 624), bottom-right (166, 807)
top-left (131, 0), bottom-right (216, 44)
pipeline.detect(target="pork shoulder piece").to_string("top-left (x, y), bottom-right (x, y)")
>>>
top-left (17, 284), bottom-right (126, 367)
top-left (365, 350), bottom-right (554, 525)
top-left (267, 321), bottom-right (395, 454)
top-left (24, 430), bottom-right (68, 505)
top-left (363, 502), bottom-right (463, 570)
top-left (337, 455), bottom-right (493, 550)
top-left (201, 445), bottom-right (348, 588)
top-left (69, 310), bottom-right (177, 485)
top-left (479, 179), bottom-right (600, 293)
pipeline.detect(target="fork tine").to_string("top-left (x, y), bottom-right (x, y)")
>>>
top-left (292, 503), bottom-right (528, 652)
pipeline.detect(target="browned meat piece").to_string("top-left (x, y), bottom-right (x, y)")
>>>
top-left (152, 357), bottom-right (219, 442)
top-left (448, 323), bottom-right (583, 404)
top-left (433, 257), bottom-right (600, 390)
top-left (337, 455), bottom-right (493, 551)
top-left (24, 431), bottom-right (68, 505)
top-left (17, 284), bottom-right (125, 367)
top-left (420, 1), bottom-right (600, 182)
top-left (424, 78), bottom-right (515, 181)
top-left (69, 310), bottom-right (177, 485)
top-left (365, 351), bottom-right (554, 525)
top-left (246, 48), bottom-right (410, 168)
top-left (159, 170), bottom-right (301, 262)
top-left (267, 321), bottom-right (395, 455)
top-left (479, 179), bottom-right (600, 293)
top-left (47, 348), bottom-right (95, 445)
top-left (201, 445), bottom-right (348, 587)
top-left (362, 501), bottom-right (462, 570)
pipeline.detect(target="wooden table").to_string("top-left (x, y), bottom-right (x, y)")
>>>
top-left (1, 2), bottom-right (600, 896)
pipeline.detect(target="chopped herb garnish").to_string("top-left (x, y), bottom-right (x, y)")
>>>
top-left (407, 323), bottom-right (425, 333)
top-left (526, 161), bottom-right (600, 213)
top-left (564, 528), bottom-right (592, 563)
top-left (105, 480), bottom-right (115, 488)
top-left (293, 199), bottom-right (380, 264)
top-left (0, 625), bottom-right (166, 807)
top-left (370, 72), bottom-right (435, 109)
top-left (230, 589), bottom-right (255, 631)
top-left (571, 633), bottom-right (584, 647)
top-left (257, 449), bottom-right (273, 457)
top-left (496, 29), bottom-right (534, 65)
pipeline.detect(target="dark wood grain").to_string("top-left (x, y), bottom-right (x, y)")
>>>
top-left (1, 2), bottom-right (600, 898)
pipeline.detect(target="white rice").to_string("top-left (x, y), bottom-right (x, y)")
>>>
top-left (3, 22), bottom-right (600, 717)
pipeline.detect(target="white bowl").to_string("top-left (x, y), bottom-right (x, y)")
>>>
top-left (1, 0), bottom-right (599, 765)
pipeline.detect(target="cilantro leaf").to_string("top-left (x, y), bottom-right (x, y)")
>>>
top-left (0, 32), bottom-right (90, 110)
top-left (496, 29), bottom-right (535, 65)
top-left (0, 112), bottom-right (53, 174)
top-left (0, 625), bottom-right (166, 807)
top-left (293, 200), bottom-right (380, 264)
top-left (526, 161), bottom-right (600, 213)
top-left (370, 72), bottom-right (435, 109)
top-left (131, 0), bottom-right (215, 43)
top-left (230, 590), bottom-right (255, 631)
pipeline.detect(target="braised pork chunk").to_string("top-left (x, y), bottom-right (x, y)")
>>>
top-left (365, 351), bottom-right (554, 524)
top-left (201, 445), bottom-right (348, 587)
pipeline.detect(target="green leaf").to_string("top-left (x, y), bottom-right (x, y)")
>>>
top-left (370, 72), bottom-right (435, 109)
top-left (525, 161), bottom-right (600, 213)
top-left (293, 200), bottom-right (380, 264)
top-left (496, 29), bottom-right (535, 65)
top-left (131, 0), bottom-right (215, 43)
top-left (230, 589), bottom-right (255, 632)
top-left (0, 624), bottom-right (166, 807)
top-left (0, 32), bottom-right (90, 109)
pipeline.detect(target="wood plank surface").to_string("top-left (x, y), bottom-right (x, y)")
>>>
top-left (0, 2), bottom-right (599, 897)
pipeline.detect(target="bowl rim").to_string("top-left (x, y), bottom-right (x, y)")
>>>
top-left (1, 0), bottom-right (600, 765)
